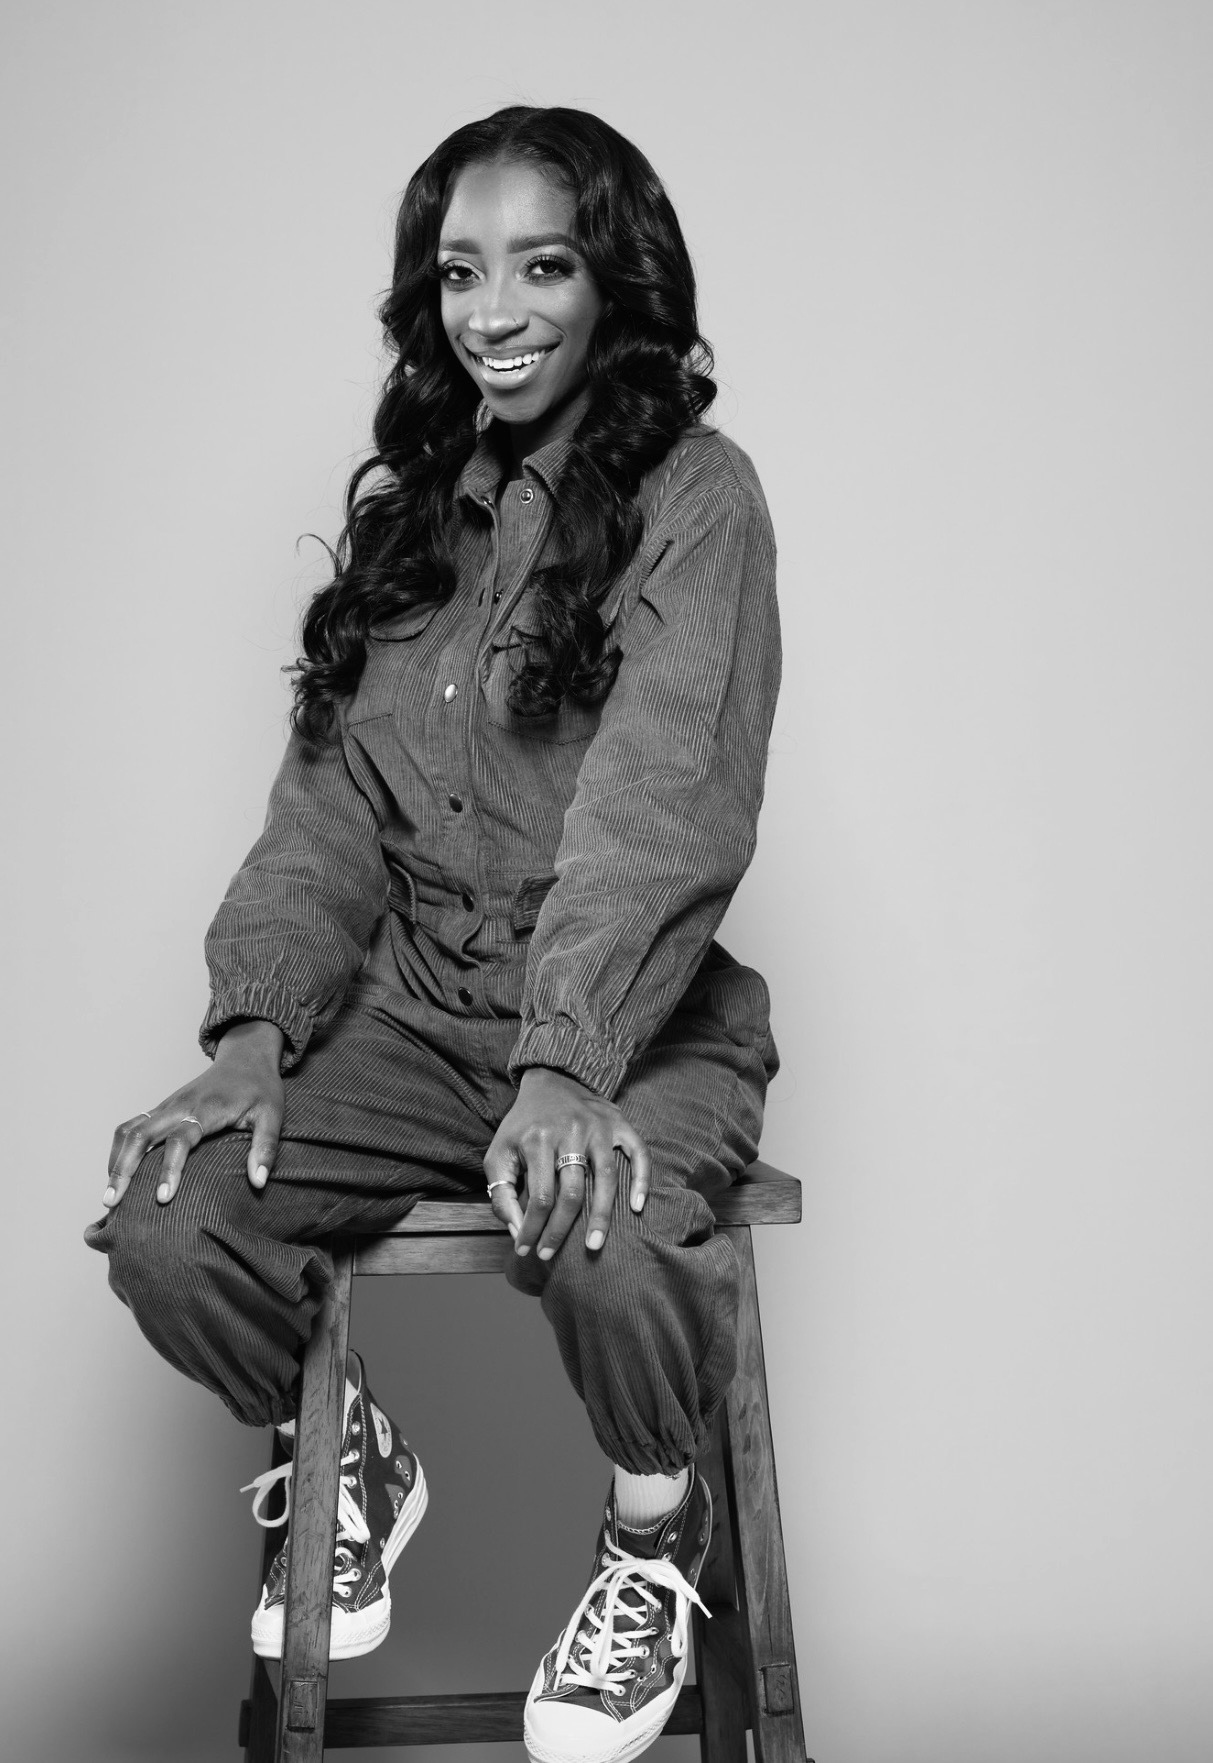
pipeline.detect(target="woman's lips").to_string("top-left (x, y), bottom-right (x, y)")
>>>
top-left (468, 343), bottom-right (556, 388)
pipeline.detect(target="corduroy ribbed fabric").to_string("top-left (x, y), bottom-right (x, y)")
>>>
top-left (87, 937), bottom-right (776, 1472)
top-left (197, 422), bottom-right (781, 1098)
top-left (88, 420), bottom-right (783, 1473)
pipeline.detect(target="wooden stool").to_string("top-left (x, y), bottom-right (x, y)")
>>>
top-left (239, 1160), bottom-right (808, 1763)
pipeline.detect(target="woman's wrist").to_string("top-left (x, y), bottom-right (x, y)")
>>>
top-left (517, 1065), bottom-right (594, 1098)
top-left (214, 1018), bottom-right (285, 1067)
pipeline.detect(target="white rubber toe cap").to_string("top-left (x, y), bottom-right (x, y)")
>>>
top-left (523, 1667), bottom-right (679, 1763)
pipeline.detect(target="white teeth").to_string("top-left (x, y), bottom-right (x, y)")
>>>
top-left (478, 350), bottom-right (546, 372)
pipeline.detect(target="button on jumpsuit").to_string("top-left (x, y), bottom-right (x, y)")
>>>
top-left (87, 423), bottom-right (782, 1476)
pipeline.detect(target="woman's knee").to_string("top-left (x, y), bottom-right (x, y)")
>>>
top-left (89, 1136), bottom-right (247, 1316)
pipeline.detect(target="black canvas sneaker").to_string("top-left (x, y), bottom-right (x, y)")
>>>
top-left (243, 1355), bottom-right (426, 1660)
top-left (524, 1474), bottom-right (712, 1763)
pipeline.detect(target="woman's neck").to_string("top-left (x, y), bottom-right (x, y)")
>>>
top-left (501, 383), bottom-right (590, 475)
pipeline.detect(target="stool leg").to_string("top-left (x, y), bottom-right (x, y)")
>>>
top-left (694, 1408), bottom-right (749, 1763)
top-left (721, 1225), bottom-right (807, 1763)
top-left (276, 1241), bottom-right (354, 1763)
top-left (241, 1431), bottom-right (290, 1761)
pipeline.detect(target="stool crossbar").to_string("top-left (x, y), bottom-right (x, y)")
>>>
top-left (239, 1160), bottom-right (808, 1763)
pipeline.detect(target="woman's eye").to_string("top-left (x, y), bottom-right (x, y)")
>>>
top-left (524, 255), bottom-right (573, 283)
top-left (438, 261), bottom-right (476, 287)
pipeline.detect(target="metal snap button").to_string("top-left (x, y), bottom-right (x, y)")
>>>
top-left (519, 485), bottom-right (534, 504)
top-left (448, 793), bottom-right (463, 812)
top-left (457, 986), bottom-right (473, 1006)
top-left (461, 892), bottom-right (474, 911)
top-left (443, 683), bottom-right (458, 702)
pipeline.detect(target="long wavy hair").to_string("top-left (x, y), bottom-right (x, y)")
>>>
top-left (290, 106), bottom-right (716, 741)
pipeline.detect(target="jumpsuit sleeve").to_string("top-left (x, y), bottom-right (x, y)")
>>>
top-left (199, 729), bottom-right (388, 1069)
top-left (508, 465), bottom-right (781, 1099)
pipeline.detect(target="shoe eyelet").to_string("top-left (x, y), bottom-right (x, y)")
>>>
top-left (336, 1587), bottom-right (350, 1599)
top-left (351, 1422), bottom-right (360, 1434)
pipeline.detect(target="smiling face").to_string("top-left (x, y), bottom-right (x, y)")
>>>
top-left (438, 158), bottom-right (604, 459)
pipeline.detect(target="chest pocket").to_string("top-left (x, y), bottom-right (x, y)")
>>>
top-left (346, 603), bottom-right (440, 726)
top-left (479, 569), bottom-right (632, 747)
top-left (479, 628), bottom-right (605, 746)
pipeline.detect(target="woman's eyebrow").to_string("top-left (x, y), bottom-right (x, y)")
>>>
top-left (437, 232), bottom-right (576, 254)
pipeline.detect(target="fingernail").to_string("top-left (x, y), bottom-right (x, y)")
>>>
top-left (255, 1165), bottom-right (268, 1186)
top-left (507, 1223), bottom-right (518, 1239)
top-left (102, 1187), bottom-right (115, 1205)
top-left (515, 1243), bottom-right (529, 1257)
top-left (631, 1195), bottom-right (645, 1210)
top-left (156, 1184), bottom-right (170, 1202)
top-left (538, 1246), bottom-right (554, 1261)
top-left (587, 1230), bottom-right (604, 1250)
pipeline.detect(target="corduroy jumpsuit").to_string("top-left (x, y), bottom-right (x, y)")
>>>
top-left (87, 421), bottom-right (782, 1476)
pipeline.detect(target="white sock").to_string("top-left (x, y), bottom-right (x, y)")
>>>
top-left (276, 1360), bottom-right (362, 1440)
top-left (613, 1465), bottom-right (691, 1530)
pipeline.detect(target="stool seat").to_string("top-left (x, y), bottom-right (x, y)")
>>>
top-left (382, 1159), bottom-right (802, 1232)
top-left (354, 1159), bottom-right (803, 1275)
top-left (240, 1159), bottom-right (809, 1763)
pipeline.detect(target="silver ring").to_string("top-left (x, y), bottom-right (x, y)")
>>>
top-left (135, 1112), bottom-right (152, 1122)
top-left (181, 1115), bottom-right (202, 1129)
top-left (555, 1153), bottom-right (590, 1172)
top-left (486, 1178), bottom-right (517, 1196)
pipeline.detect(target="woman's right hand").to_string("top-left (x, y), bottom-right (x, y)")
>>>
top-left (103, 1019), bottom-right (286, 1211)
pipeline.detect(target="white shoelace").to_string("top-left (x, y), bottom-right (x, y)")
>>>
top-left (241, 1453), bottom-right (372, 1599)
top-left (552, 1537), bottom-right (709, 1696)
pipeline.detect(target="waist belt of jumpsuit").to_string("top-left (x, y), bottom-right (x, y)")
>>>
top-left (385, 859), bottom-right (555, 934)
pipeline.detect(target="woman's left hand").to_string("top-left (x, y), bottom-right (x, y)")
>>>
top-left (484, 1067), bottom-right (651, 1261)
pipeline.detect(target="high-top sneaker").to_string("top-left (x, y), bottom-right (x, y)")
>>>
top-left (524, 1474), bottom-right (712, 1763)
top-left (242, 1355), bottom-right (426, 1660)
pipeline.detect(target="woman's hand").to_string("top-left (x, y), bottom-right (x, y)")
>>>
top-left (103, 1020), bottom-right (286, 1210)
top-left (483, 1067), bottom-right (651, 1262)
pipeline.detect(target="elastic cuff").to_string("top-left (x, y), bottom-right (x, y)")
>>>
top-left (199, 982), bottom-right (314, 1071)
top-left (593, 1424), bottom-right (707, 1478)
top-left (218, 1387), bottom-right (298, 1430)
top-left (508, 1017), bottom-right (630, 1099)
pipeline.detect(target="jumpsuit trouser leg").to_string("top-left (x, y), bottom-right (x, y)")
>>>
top-left (86, 962), bottom-right (776, 1473)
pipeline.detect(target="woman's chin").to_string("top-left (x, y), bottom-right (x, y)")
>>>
top-left (482, 387), bottom-right (550, 425)
top-left (483, 383), bottom-right (589, 442)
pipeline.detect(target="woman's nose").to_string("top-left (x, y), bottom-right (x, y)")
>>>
top-left (468, 308), bottom-right (526, 341)
top-left (467, 277), bottom-right (526, 341)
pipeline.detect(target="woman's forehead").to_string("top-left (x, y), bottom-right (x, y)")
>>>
top-left (441, 159), bottom-right (575, 248)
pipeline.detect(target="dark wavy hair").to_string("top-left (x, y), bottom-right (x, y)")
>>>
top-left (290, 106), bottom-right (716, 741)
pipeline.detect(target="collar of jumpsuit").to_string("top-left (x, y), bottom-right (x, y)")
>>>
top-left (454, 422), bottom-right (576, 511)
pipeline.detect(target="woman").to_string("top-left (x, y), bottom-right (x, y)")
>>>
top-left (88, 106), bottom-right (780, 1763)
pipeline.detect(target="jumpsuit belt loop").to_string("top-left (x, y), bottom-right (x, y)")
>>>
top-left (384, 861), bottom-right (417, 925)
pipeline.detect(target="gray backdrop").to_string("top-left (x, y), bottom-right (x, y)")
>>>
top-left (3, 3), bottom-right (1211, 1760)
